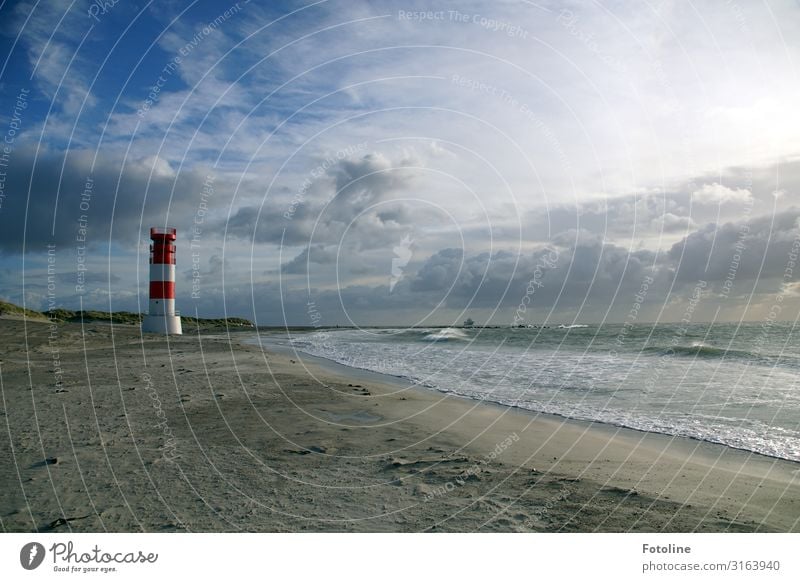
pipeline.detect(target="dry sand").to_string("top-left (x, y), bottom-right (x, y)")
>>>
top-left (1, 318), bottom-right (798, 532)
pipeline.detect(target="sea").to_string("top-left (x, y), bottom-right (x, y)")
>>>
top-left (258, 322), bottom-right (800, 462)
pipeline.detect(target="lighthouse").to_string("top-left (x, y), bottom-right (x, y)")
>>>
top-left (142, 226), bottom-right (182, 335)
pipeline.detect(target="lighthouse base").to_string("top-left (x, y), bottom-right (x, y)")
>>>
top-left (142, 314), bottom-right (182, 335)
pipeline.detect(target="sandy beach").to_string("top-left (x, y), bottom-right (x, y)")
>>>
top-left (1, 318), bottom-right (798, 533)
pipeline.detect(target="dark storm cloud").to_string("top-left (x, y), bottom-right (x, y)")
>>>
top-left (410, 248), bottom-right (465, 292)
top-left (280, 244), bottom-right (338, 274)
top-left (410, 235), bottom-right (658, 311)
top-left (376, 206), bottom-right (414, 225)
top-left (383, 209), bottom-right (800, 319)
top-left (0, 148), bottom-right (215, 253)
top-left (219, 151), bottom-right (419, 250)
top-left (177, 206), bottom-right (800, 325)
top-left (668, 208), bottom-right (800, 286)
top-left (328, 153), bottom-right (415, 220)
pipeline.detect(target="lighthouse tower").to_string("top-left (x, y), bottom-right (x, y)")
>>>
top-left (142, 227), bottom-right (182, 335)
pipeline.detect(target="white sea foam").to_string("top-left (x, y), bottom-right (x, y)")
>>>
top-left (422, 328), bottom-right (470, 342)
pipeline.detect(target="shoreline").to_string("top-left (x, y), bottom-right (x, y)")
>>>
top-left (2, 319), bottom-right (798, 532)
top-left (254, 331), bottom-right (800, 467)
top-left (249, 330), bottom-right (800, 530)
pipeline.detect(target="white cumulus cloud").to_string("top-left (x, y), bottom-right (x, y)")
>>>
top-left (692, 183), bottom-right (752, 205)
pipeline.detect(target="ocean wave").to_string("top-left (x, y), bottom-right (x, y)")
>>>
top-left (642, 344), bottom-right (779, 364)
top-left (422, 328), bottom-right (470, 342)
top-left (558, 324), bottom-right (589, 329)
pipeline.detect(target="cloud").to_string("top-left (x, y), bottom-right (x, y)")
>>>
top-left (10, 1), bottom-right (97, 116)
top-left (141, 156), bottom-right (176, 179)
top-left (207, 254), bottom-right (224, 276)
top-left (292, 208), bottom-right (800, 324)
top-left (219, 150), bottom-right (421, 249)
top-left (408, 237), bottom-right (657, 313)
top-left (281, 244), bottom-right (337, 274)
top-left (328, 152), bottom-right (418, 220)
top-left (3, 0), bottom-right (800, 325)
top-left (668, 208), bottom-right (800, 288)
top-left (516, 154), bottom-right (800, 250)
top-left (0, 147), bottom-right (218, 253)
top-left (410, 248), bottom-right (465, 292)
top-left (692, 183), bottom-right (752, 205)
top-left (182, 253), bottom-right (226, 281)
top-left (652, 212), bottom-right (694, 232)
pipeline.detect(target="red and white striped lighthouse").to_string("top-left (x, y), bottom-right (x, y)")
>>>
top-left (142, 226), bottom-right (182, 334)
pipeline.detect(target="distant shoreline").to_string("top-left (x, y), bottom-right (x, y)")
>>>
top-left (0, 299), bottom-right (254, 329)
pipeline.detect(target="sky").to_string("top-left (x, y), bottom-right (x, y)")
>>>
top-left (1, 0), bottom-right (800, 326)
